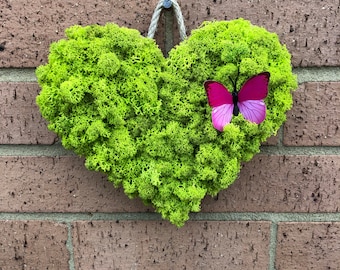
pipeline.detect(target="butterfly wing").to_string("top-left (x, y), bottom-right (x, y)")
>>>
top-left (238, 72), bottom-right (270, 101)
top-left (237, 72), bottom-right (270, 124)
top-left (204, 81), bottom-right (233, 107)
top-left (238, 100), bottom-right (266, 124)
top-left (211, 104), bottom-right (234, 131)
top-left (204, 81), bottom-right (234, 131)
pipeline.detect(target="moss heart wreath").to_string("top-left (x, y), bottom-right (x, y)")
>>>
top-left (36, 18), bottom-right (297, 226)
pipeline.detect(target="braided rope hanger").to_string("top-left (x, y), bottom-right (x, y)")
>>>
top-left (147, 0), bottom-right (187, 41)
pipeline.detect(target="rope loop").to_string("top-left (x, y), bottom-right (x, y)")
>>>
top-left (147, 0), bottom-right (187, 41)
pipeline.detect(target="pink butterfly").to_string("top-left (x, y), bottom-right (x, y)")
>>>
top-left (204, 72), bottom-right (270, 131)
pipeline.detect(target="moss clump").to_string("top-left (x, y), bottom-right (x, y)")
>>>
top-left (36, 23), bottom-right (164, 170)
top-left (36, 19), bottom-right (297, 227)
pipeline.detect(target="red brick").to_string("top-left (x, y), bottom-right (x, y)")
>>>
top-left (0, 220), bottom-right (69, 269)
top-left (72, 220), bottom-right (271, 269)
top-left (2, 154), bottom-right (339, 215)
top-left (181, 0), bottom-right (340, 67)
top-left (0, 156), bottom-right (149, 213)
top-left (0, 0), bottom-right (161, 67)
top-left (284, 82), bottom-right (340, 146)
top-left (276, 222), bottom-right (340, 270)
top-left (262, 134), bottom-right (279, 146)
top-left (0, 82), bottom-right (56, 144)
top-left (202, 155), bottom-right (340, 213)
top-left (1, 0), bottom-right (339, 67)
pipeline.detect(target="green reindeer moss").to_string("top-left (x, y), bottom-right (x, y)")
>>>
top-left (36, 18), bottom-right (297, 226)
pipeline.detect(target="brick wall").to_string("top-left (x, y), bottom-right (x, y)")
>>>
top-left (0, 0), bottom-right (339, 269)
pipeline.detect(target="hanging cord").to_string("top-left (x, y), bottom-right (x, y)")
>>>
top-left (147, 0), bottom-right (187, 41)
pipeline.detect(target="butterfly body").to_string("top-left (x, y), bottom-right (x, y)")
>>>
top-left (232, 91), bottom-right (240, 116)
top-left (204, 72), bottom-right (270, 131)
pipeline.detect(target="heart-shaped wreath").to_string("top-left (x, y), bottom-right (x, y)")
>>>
top-left (36, 18), bottom-right (297, 226)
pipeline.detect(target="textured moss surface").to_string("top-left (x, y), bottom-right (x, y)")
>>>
top-left (36, 19), bottom-right (297, 226)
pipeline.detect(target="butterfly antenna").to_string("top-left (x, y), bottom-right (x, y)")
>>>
top-left (235, 68), bottom-right (240, 91)
top-left (228, 69), bottom-right (240, 92)
top-left (228, 76), bottom-right (235, 91)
